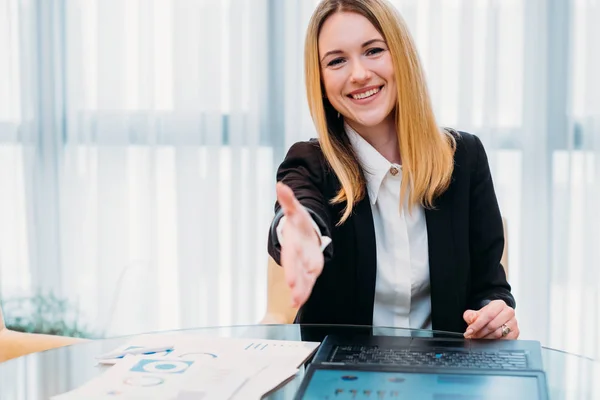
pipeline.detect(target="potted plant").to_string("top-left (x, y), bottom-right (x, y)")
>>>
top-left (1, 291), bottom-right (97, 339)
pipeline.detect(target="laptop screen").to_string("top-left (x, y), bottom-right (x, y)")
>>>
top-left (300, 368), bottom-right (541, 399)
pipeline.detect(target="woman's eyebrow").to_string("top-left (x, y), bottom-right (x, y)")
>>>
top-left (321, 49), bottom-right (343, 63)
top-left (362, 38), bottom-right (386, 47)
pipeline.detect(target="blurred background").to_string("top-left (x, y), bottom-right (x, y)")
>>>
top-left (0, 0), bottom-right (598, 363)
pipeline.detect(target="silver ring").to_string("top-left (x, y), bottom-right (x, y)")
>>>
top-left (501, 324), bottom-right (511, 337)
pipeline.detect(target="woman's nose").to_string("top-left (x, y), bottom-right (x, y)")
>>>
top-left (350, 60), bottom-right (371, 83)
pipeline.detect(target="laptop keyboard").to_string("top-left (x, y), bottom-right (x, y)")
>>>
top-left (329, 346), bottom-right (528, 370)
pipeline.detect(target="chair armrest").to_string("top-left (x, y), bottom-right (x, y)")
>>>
top-left (259, 312), bottom-right (292, 325)
top-left (0, 329), bottom-right (88, 363)
top-left (501, 217), bottom-right (509, 279)
top-left (260, 257), bottom-right (298, 324)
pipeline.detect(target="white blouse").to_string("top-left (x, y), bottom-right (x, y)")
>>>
top-left (346, 124), bottom-right (432, 330)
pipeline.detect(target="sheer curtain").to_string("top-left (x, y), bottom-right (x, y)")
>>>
top-left (0, 0), bottom-right (599, 363)
top-left (0, 0), bottom-right (274, 336)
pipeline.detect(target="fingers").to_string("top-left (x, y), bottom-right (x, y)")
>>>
top-left (463, 300), bottom-right (505, 338)
top-left (463, 309), bottom-right (479, 325)
top-left (482, 317), bottom-right (520, 340)
top-left (463, 300), bottom-right (520, 340)
top-left (473, 305), bottom-right (516, 339)
top-left (276, 182), bottom-right (300, 216)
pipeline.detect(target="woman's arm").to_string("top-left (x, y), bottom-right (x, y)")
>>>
top-left (268, 140), bottom-right (333, 265)
top-left (266, 140), bottom-right (334, 309)
top-left (460, 133), bottom-right (519, 340)
top-left (467, 134), bottom-right (515, 310)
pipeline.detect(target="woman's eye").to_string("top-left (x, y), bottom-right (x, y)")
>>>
top-left (366, 47), bottom-right (384, 56)
top-left (327, 57), bottom-right (345, 67)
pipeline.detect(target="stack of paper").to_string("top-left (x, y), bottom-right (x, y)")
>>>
top-left (52, 334), bottom-right (320, 400)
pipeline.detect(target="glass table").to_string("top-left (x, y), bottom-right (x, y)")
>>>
top-left (0, 324), bottom-right (598, 399)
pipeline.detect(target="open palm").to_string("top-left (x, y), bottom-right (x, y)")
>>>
top-left (276, 182), bottom-right (324, 308)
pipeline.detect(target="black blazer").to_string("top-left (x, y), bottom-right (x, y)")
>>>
top-left (267, 131), bottom-right (515, 334)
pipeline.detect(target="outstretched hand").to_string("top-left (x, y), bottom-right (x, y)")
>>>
top-left (276, 182), bottom-right (324, 308)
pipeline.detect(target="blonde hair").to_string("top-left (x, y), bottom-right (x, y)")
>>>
top-left (305, 0), bottom-right (456, 225)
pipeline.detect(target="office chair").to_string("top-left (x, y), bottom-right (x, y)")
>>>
top-left (0, 302), bottom-right (85, 363)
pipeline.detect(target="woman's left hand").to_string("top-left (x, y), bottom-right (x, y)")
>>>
top-left (463, 300), bottom-right (519, 339)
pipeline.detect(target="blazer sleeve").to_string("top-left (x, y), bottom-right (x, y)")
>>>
top-left (467, 135), bottom-right (516, 310)
top-left (267, 140), bottom-right (334, 265)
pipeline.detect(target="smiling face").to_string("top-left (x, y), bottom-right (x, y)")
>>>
top-left (318, 11), bottom-right (397, 134)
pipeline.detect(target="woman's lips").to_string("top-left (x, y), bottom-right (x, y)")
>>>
top-left (347, 85), bottom-right (384, 104)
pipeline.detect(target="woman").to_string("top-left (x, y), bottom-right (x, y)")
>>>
top-left (267, 0), bottom-right (519, 339)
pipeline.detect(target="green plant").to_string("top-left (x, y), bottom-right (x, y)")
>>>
top-left (1, 291), bottom-right (98, 339)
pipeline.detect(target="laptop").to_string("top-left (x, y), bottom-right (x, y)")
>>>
top-left (294, 364), bottom-right (549, 399)
top-left (294, 334), bottom-right (548, 399)
top-left (313, 335), bottom-right (544, 370)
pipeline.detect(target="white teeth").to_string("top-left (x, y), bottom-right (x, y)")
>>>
top-left (351, 87), bottom-right (380, 100)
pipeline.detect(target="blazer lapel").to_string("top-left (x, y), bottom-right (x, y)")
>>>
top-left (353, 196), bottom-right (377, 325)
top-left (425, 183), bottom-right (459, 331)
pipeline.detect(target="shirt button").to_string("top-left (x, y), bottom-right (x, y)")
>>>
top-left (389, 166), bottom-right (399, 176)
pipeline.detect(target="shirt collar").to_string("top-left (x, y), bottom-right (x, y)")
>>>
top-left (344, 122), bottom-right (399, 205)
